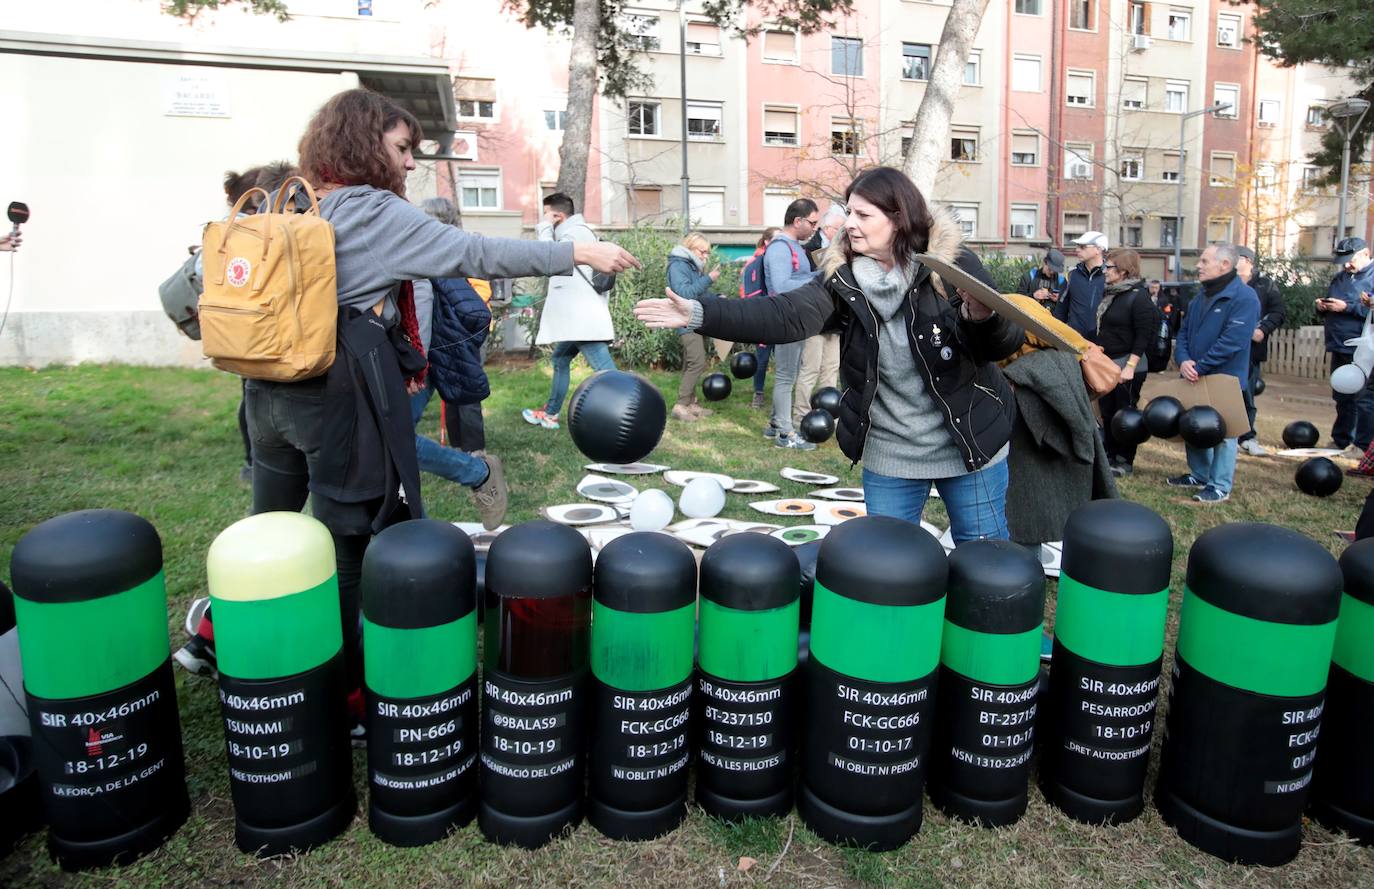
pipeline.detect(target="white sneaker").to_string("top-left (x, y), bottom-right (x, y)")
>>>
top-left (184, 597), bottom-right (211, 637)
top-left (1239, 439), bottom-right (1268, 456)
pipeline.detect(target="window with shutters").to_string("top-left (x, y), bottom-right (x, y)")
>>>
top-left (1160, 216), bottom-right (1180, 247)
top-left (1209, 153), bottom-right (1236, 187)
top-left (1165, 80), bottom-right (1188, 113)
top-left (1167, 8), bottom-right (1190, 41)
top-left (456, 78), bottom-right (498, 121)
top-left (624, 13), bottom-right (661, 51)
top-left (1120, 152), bottom-right (1144, 180)
top-left (1214, 84), bottom-right (1239, 118)
top-left (762, 28), bottom-right (798, 63)
top-left (764, 189), bottom-right (798, 225)
top-left (831, 118), bottom-right (861, 156)
top-left (950, 127), bottom-right (979, 162)
top-left (1257, 99), bottom-right (1280, 127)
top-left (630, 187), bottom-right (662, 221)
top-left (1217, 13), bottom-right (1241, 48)
top-left (1129, 1), bottom-right (1147, 34)
top-left (1122, 77), bottom-right (1147, 110)
top-left (1122, 217), bottom-right (1144, 247)
top-left (1012, 55), bottom-right (1042, 92)
top-left (685, 21), bottom-right (721, 56)
top-left (1011, 132), bottom-right (1039, 166)
top-left (1063, 213), bottom-right (1091, 242)
top-left (688, 189), bottom-right (725, 226)
top-left (1162, 152), bottom-right (1180, 181)
top-left (949, 204), bottom-right (978, 238)
top-left (1010, 205), bottom-right (1038, 240)
top-left (1306, 104), bottom-right (1328, 128)
top-left (964, 50), bottom-right (982, 85)
top-left (1065, 143), bottom-right (1093, 180)
top-left (1066, 70), bottom-right (1095, 107)
top-left (459, 170), bottom-right (501, 210)
top-left (687, 102), bottom-right (723, 140)
top-left (762, 106), bottom-right (799, 146)
top-left (1207, 217), bottom-right (1234, 243)
top-left (1014, 0), bottom-right (1041, 14)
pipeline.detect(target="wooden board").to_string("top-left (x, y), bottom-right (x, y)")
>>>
top-left (914, 253), bottom-right (1080, 352)
top-left (1148, 373), bottom-right (1249, 441)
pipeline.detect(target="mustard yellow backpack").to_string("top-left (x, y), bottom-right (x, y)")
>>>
top-left (199, 177), bottom-right (337, 381)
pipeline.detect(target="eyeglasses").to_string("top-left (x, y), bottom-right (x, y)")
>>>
top-left (1104, 264), bottom-right (1118, 270)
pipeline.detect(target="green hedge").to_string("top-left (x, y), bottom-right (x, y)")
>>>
top-left (1261, 256), bottom-right (1334, 329)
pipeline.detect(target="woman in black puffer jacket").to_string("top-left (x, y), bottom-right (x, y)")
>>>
top-left (635, 167), bottom-right (1025, 542)
top-left (1093, 247), bottom-right (1157, 476)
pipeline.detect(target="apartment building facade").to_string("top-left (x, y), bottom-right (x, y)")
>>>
top-left (445, 0), bottom-right (1371, 274)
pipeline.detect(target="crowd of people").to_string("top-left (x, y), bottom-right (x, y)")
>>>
top-left (153, 86), bottom-right (1373, 740)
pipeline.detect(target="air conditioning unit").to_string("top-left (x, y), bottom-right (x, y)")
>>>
top-left (1011, 224), bottom-right (1036, 239)
top-left (1071, 161), bottom-right (1092, 179)
top-left (1258, 120), bottom-right (1276, 128)
top-left (1132, 34), bottom-right (1152, 51)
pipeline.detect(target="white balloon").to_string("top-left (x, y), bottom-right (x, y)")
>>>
top-left (629, 489), bottom-right (675, 531)
top-left (1332, 363), bottom-right (1367, 395)
top-left (679, 477), bottom-right (726, 519)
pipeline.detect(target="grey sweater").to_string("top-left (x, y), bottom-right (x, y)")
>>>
top-left (852, 257), bottom-right (969, 479)
top-left (315, 186), bottom-right (575, 349)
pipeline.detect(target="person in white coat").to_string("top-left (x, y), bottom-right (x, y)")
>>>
top-left (522, 192), bottom-right (618, 430)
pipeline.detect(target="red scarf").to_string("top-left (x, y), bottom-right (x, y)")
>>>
top-left (397, 280), bottom-right (428, 387)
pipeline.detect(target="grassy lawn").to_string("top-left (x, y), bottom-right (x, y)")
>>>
top-left (1, 361), bottom-right (1371, 889)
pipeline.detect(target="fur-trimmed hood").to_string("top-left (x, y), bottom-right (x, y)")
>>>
top-left (819, 205), bottom-right (965, 295)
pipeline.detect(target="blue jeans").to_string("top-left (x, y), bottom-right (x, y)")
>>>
top-left (544, 340), bottom-right (617, 416)
top-left (1186, 438), bottom-right (1238, 496)
top-left (411, 381), bottom-right (489, 488)
top-left (862, 461), bottom-right (1010, 543)
top-left (753, 344), bottom-right (773, 394)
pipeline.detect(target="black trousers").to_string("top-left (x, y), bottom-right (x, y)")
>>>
top-left (1099, 371), bottom-right (1148, 465)
top-left (445, 401), bottom-right (486, 452)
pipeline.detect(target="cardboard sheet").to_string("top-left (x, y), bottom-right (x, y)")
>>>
top-left (1148, 374), bottom-right (1249, 440)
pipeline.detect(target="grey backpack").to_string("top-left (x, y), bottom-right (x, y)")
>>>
top-left (158, 250), bottom-right (203, 340)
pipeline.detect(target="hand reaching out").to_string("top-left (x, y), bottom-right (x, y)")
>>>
top-left (574, 241), bottom-right (642, 275)
top-left (634, 288), bottom-right (696, 329)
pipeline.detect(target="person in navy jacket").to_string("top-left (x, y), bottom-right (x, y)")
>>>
top-left (1053, 232), bottom-right (1107, 338)
top-left (1166, 243), bottom-right (1260, 503)
top-left (1317, 238), bottom-right (1374, 452)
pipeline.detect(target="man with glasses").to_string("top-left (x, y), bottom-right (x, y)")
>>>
top-left (1317, 238), bottom-right (1374, 454)
top-left (1055, 231), bottom-right (1108, 338)
top-left (762, 198), bottom-right (822, 450)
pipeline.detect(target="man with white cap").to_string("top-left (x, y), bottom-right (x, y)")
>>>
top-left (1055, 231), bottom-right (1108, 338)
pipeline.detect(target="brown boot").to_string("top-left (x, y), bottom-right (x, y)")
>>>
top-left (472, 454), bottom-right (508, 530)
top-left (671, 403), bottom-right (698, 422)
top-left (689, 402), bottom-right (713, 418)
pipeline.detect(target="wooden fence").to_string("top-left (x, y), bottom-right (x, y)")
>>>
top-left (1267, 326), bottom-right (1329, 380)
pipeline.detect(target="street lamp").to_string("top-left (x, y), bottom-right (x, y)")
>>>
top-left (678, 0), bottom-right (690, 236)
top-left (1328, 97), bottom-right (1370, 251)
top-left (1173, 101), bottom-right (1232, 280)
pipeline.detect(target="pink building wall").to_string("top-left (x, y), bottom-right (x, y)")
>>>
top-left (1199, 2), bottom-right (1257, 249)
top-left (1003, 0), bottom-right (1055, 244)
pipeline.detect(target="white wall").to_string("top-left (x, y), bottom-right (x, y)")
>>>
top-left (0, 53), bottom-right (355, 366)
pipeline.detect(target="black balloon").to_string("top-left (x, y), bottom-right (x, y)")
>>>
top-left (1282, 420), bottom-right (1320, 450)
top-left (799, 409), bottom-right (835, 444)
top-left (730, 351), bottom-right (758, 380)
top-left (1178, 406), bottom-right (1227, 449)
top-left (810, 386), bottom-right (843, 416)
top-left (567, 370), bottom-right (666, 465)
top-left (701, 373), bottom-right (732, 402)
top-left (1110, 408), bottom-right (1151, 446)
top-left (1295, 457), bottom-right (1343, 497)
top-left (1143, 395), bottom-right (1184, 439)
top-left (1252, 376), bottom-right (1266, 397)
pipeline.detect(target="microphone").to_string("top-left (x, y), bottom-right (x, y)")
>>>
top-left (7, 202), bottom-right (29, 239)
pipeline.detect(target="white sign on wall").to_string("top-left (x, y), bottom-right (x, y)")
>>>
top-left (162, 69), bottom-right (231, 118)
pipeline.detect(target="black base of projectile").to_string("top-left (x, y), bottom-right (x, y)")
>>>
top-left (369, 795), bottom-right (476, 847)
top-left (1157, 787), bottom-right (1299, 866)
top-left (51, 791), bottom-right (189, 872)
top-left (1041, 777), bottom-right (1142, 826)
top-left (588, 792), bottom-right (687, 841)
top-left (478, 797), bottom-right (582, 849)
top-left (236, 790), bottom-right (356, 857)
top-left (797, 782), bottom-right (920, 851)
top-left (928, 781), bottom-right (1027, 829)
top-left (697, 783), bottom-right (792, 823)
top-left (1311, 800), bottom-right (1374, 846)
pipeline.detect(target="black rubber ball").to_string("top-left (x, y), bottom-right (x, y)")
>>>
top-left (701, 372), bottom-right (732, 402)
top-left (1295, 457), bottom-right (1342, 497)
top-left (1252, 376), bottom-right (1266, 397)
top-left (1143, 396), bottom-right (1184, 439)
top-left (730, 351), bottom-right (758, 380)
top-left (1110, 408), bottom-right (1151, 446)
top-left (567, 370), bottom-right (666, 465)
top-left (1178, 406), bottom-right (1227, 449)
top-left (799, 409), bottom-right (835, 444)
top-left (810, 386), bottom-right (843, 416)
top-left (1282, 420), bottom-right (1320, 450)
